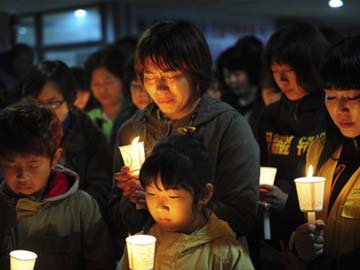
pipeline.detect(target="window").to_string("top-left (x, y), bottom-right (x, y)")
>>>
top-left (43, 8), bottom-right (102, 45)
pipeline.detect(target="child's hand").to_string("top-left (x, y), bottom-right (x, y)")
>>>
top-left (114, 166), bottom-right (139, 197)
top-left (293, 219), bottom-right (325, 262)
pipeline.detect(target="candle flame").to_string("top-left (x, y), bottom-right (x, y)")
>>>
top-left (307, 165), bottom-right (313, 177)
top-left (131, 136), bottom-right (140, 145)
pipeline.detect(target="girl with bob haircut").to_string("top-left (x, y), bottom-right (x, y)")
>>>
top-left (289, 34), bottom-right (360, 269)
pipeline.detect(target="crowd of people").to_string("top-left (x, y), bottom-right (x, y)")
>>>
top-left (0, 17), bottom-right (359, 270)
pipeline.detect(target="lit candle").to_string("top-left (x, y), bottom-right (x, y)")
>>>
top-left (126, 234), bottom-right (156, 270)
top-left (9, 250), bottom-right (37, 270)
top-left (294, 165), bottom-right (325, 224)
top-left (119, 136), bottom-right (145, 177)
top-left (259, 166), bottom-right (277, 240)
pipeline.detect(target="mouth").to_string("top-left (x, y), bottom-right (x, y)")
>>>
top-left (338, 121), bottom-right (354, 128)
top-left (16, 186), bottom-right (32, 193)
top-left (158, 218), bottom-right (171, 223)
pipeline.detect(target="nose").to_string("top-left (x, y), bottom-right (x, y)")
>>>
top-left (16, 168), bottom-right (29, 183)
top-left (279, 71), bottom-right (288, 82)
top-left (155, 77), bottom-right (169, 91)
top-left (336, 97), bottom-right (350, 112)
top-left (156, 197), bottom-right (169, 211)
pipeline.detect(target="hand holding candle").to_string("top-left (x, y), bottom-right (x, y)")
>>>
top-left (119, 136), bottom-right (146, 209)
top-left (294, 165), bottom-right (325, 224)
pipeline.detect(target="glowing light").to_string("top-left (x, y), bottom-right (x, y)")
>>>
top-left (74, 9), bottom-right (87, 18)
top-left (132, 136), bottom-right (140, 145)
top-left (329, 0), bottom-right (343, 8)
top-left (307, 165), bottom-right (313, 177)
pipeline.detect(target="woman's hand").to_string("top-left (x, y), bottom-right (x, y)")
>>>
top-left (114, 166), bottom-right (146, 207)
top-left (293, 219), bottom-right (325, 263)
top-left (259, 184), bottom-right (288, 211)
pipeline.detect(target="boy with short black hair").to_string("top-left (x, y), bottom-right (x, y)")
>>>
top-left (0, 98), bottom-right (115, 270)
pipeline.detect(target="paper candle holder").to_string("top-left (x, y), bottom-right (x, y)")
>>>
top-left (126, 234), bottom-right (156, 270)
top-left (259, 166), bottom-right (277, 186)
top-left (294, 176), bottom-right (325, 212)
top-left (119, 137), bottom-right (145, 176)
top-left (10, 250), bottom-right (37, 270)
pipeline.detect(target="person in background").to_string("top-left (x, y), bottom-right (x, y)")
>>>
top-left (70, 66), bottom-right (99, 112)
top-left (249, 23), bottom-right (330, 270)
top-left (114, 35), bottom-right (138, 62)
top-left (110, 57), bottom-right (151, 148)
top-left (0, 99), bottom-right (115, 270)
top-left (0, 43), bottom-right (35, 108)
top-left (117, 135), bottom-right (254, 270)
top-left (85, 45), bottom-right (133, 142)
top-left (288, 34), bottom-right (360, 270)
top-left (110, 20), bottom-right (259, 257)
top-left (22, 60), bottom-right (113, 218)
top-left (207, 71), bottom-right (222, 101)
top-left (217, 36), bottom-right (264, 115)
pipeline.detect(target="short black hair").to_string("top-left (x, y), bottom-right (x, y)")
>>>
top-left (320, 34), bottom-right (360, 90)
top-left (223, 35), bottom-right (263, 86)
top-left (22, 60), bottom-right (77, 106)
top-left (140, 135), bottom-right (211, 204)
top-left (316, 34), bottom-right (360, 173)
top-left (135, 20), bottom-right (212, 96)
top-left (0, 98), bottom-right (63, 159)
top-left (264, 23), bottom-right (330, 93)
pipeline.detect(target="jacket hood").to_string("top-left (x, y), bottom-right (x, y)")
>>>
top-left (134, 94), bottom-right (238, 127)
top-left (1, 165), bottom-right (79, 221)
top-left (150, 213), bottom-right (236, 253)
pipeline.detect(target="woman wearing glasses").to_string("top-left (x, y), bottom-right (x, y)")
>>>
top-left (22, 60), bottom-right (113, 219)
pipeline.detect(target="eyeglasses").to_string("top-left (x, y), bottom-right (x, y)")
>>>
top-left (42, 99), bottom-right (66, 110)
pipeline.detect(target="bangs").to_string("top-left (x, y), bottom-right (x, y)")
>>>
top-left (140, 150), bottom-right (195, 193)
top-left (321, 39), bottom-right (360, 90)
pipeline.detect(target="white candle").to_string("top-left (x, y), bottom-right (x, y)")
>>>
top-left (294, 165), bottom-right (325, 224)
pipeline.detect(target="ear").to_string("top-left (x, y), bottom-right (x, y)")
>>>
top-left (51, 148), bottom-right (63, 167)
top-left (199, 183), bottom-right (214, 205)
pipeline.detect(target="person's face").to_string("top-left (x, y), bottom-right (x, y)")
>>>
top-left (37, 82), bottom-right (69, 122)
top-left (1, 150), bottom-right (61, 196)
top-left (223, 68), bottom-right (251, 96)
top-left (145, 177), bottom-right (203, 233)
top-left (262, 87), bottom-right (282, 106)
top-left (325, 89), bottom-right (360, 138)
top-left (271, 63), bottom-right (307, 101)
top-left (90, 67), bottom-right (123, 108)
top-left (74, 89), bottom-right (91, 110)
top-left (130, 79), bottom-right (151, 110)
top-left (143, 58), bottom-right (196, 120)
